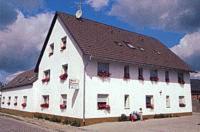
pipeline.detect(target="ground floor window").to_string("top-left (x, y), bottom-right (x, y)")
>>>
top-left (166, 95), bottom-right (170, 108)
top-left (97, 94), bottom-right (110, 110)
top-left (124, 95), bottom-right (130, 109)
top-left (22, 96), bottom-right (27, 108)
top-left (41, 95), bottom-right (49, 108)
top-left (2, 97), bottom-right (5, 104)
top-left (60, 94), bottom-right (67, 109)
top-left (14, 96), bottom-right (18, 106)
top-left (146, 95), bottom-right (154, 109)
top-left (179, 96), bottom-right (186, 107)
top-left (7, 96), bottom-right (11, 106)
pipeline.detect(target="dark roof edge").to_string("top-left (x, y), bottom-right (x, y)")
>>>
top-left (34, 12), bottom-right (58, 72)
top-left (2, 83), bottom-right (33, 91)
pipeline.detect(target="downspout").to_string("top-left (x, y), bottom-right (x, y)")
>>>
top-left (83, 55), bottom-right (91, 125)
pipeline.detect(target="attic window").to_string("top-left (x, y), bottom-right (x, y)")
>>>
top-left (49, 43), bottom-right (54, 56)
top-left (124, 41), bottom-right (135, 49)
top-left (61, 36), bottom-right (67, 51)
top-left (140, 47), bottom-right (144, 51)
top-left (153, 50), bottom-right (161, 55)
top-left (114, 41), bottom-right (123, 47)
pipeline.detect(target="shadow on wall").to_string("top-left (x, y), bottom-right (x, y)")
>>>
top-left (72, 89), bottom-right (79, 108)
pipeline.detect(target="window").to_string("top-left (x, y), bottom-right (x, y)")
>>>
top-left (60, 36), bottom-right (67, 51)
top-left (97, 62), bottom-right (110, 78)
top-left (166, 96), bottom-right (170, 108)
top-left (124, 95), bottom-right (130, 109)
top-left (22, 96), bottom-right (27, 108)
top-left (42, 70), bottom-right (50, 83)
top-left (60, 94), bottom-right (67, 109)
top-left (146, 95), bottom-right (154, 109)
top-left (41, 95), bottom-right (49, 108)
top-left (14, 96), bottom-right (18, 106)
top-left (60, 64), bottom-right (68, 80)
top-left (97, 94), bottom-right (110, 110)
top-left (165, 71), bottom-right (170, 83)
top-left (150, 69), bottom-right (158, 81)
top-left (8, 96), bottom-right (11, 106)
top-left (49, 43), bottom-right (54, 56)
top-left (124, 65), bottom-right (130, 79)
top-left (178, 72), bottom-right (185, 84)
top-left (179, 96), bottom-right (186, 107)
top-left (138, 67), bottom-right (144, 80)
top-left (2, 97), bottom-right (5, 104)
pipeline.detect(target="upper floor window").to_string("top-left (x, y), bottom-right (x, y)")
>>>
top-left (97, 62), bottom-right (110, 78)
top-left (178, 72), bottom-right (185, 84)
top-left (49, 43), bottom-right (54, 56)
top-left (138, 67), bottom-right (144, 80)
top-left (60, 36), bottom-right (67, 51)
top-left (124, 65), bottom-right (130, 79)
top-left (150, 69), bottom-right (158, 81)
top-left (41, 95), bottom-right (49, 108)
top-left (60, 64), bottom-right (68, 81)
top-left (124, 95), bottom-right (130, 109)
top-left (97, 94), bottom-right (110, 111)
top-left (179, 96), bottom-right (186, 107)
top-left (165, 71), bottom-right (170, 83)
top-left (60, 94), bottom-right (67, 109)
top-left (146, 95), bottom-right (154, 109)
top-left (42, 70), bottom-right (50, 83)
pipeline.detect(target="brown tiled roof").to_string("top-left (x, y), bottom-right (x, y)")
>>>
top-left (35, 12), bottom-right (192, 72)
top-left (2, 70), bottom-right (37, 90)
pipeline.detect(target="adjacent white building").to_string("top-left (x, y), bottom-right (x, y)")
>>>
top-left (1, 12), bottom-right (193, 125)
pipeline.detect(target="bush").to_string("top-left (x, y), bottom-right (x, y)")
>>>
top-left (50, 116), bottom-right (61, 123)
top-left (154, 114), bottom-right (170, 118)
top-left (35, 114), bottom-right (43, 119)
top-left (43, 115), bottom-right (50, 120)
top-left (70, 120), bottom-right (80, 127)
top-left (62, 119), bottom-right (70, 125)
top-left (119, 114), bottom-right (129, 121)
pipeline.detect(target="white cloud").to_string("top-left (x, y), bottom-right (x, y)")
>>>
top-left (171, 31), bottom-right (200, 59)
top-left (109, 0), bottom-right (200, 32)
top-left (5, 70), bottom-right (24, 83)
top-left (191, 71), bottom-right (200, 79)
top-left (0, 11), bottom-right (53, 73)
top-left (87, 0), bottom-right (109, 10)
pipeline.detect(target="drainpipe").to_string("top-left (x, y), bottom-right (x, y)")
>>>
top-left (83, 55), bottom-right (91, 125)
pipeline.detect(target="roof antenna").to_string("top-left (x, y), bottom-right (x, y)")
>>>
top-left (76, 0), bottom-right (82, 19)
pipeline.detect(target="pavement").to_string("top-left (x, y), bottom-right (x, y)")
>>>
top-left (0, 112), bottom-right (199, 132)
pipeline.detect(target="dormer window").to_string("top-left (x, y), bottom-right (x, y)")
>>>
top-left (60, 64), bottom-right (68, 81)
top-left (124, 65), bottom-right (130, 79)
top-left (49, 43), bottom-right (54, 56)
top-left (97, 62), bottom-right (110, 78)
top-left (60, 36), bottom-right (67, 51)
top-left (138, 67), bottom-right (144, 80)
top-left (178, 72), bottom-right (185, 84)
top-left (150, 69), bottom-right (158, 82)
top-left (165, 71), bottom-right (170, 83)
top-left (42, 70), bottom-right (50, 83)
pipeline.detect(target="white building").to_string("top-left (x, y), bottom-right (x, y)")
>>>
top-left (0, 12), bottom-right (193, 125)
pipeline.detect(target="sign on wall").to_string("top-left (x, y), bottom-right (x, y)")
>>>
top-left (69, 79), bottom-right (79, 89)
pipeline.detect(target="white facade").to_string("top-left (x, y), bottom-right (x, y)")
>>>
top-left (1, 17), bottom-right (192, 121)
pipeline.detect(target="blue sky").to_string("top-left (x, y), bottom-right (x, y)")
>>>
top-left (0, 0), bottom-right (200, 82)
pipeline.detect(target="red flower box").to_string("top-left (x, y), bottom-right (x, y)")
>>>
top-left (138, 75), bottom-right (144, 80)
top-left (146, 104), bottom-right (154, 109)
top-left (179, 103), bottom-right (186, 107)
top-left (124, 73), bottom-right (130, 79)
top-left (97, 71), bottom-right (111, 78)
top-left (165, 78), bottom-right (170, 83)
top-left (14, 102), bottom-right (17, 106)
top-left (42, 78), bottom-right (50, 83)
top-left (60, 104), bottom-right (67, 109)
top-left (49, 52), bottom-right (53, 56)
top-left (98, 102), bottom-right (110, 110)
top-left (21, 103), bottom-right (26, 108)
top-left (61, 46), bottom-right (66, 50)
top-left (40, 103), bottom-right (49, 108)
top-left (59, 73), bottom-right (68, 80)
top-left (150, 77), bottom-right (159, 82)
top-left (178, 79), bottom-right (185, 84)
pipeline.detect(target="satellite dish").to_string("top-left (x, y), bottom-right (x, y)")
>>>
top-left (76, 9), bottom-right (82, 19)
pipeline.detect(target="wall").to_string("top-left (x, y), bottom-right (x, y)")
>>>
top-left (35, 18), bottom-right (85, 118)
top-left (1, 85), bottom-right (35, 112)
top-left (85, 60), bottom-right (192, 118)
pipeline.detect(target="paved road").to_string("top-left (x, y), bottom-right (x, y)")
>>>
top-left (0, 116), bottom-right (51, 132)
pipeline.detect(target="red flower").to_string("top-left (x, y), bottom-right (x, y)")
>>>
top-left (40, 103), bottom-right (49, 108)
top-left (138, 75), bottom-right (144, 80)
top-left (179, 103), bottom-right (186, 107)
top-left (97, 71), bottom-right (111, 78)
top-left (166, 78), bottom-right (170, 83)
top-left (21, 103), bottom-right (26, 108)
top-left (150, 77), bottom-right (159, 82)
top-left (146, 104), bottom-right (154, 109)
top-left (49, 52), bottom-right (53, 56)
top-left (60, 104), bottom-right (67, 109)
top-left (98, 102), bottom-right (110, 111)
top-left (61, 46), bottom-right (66, 50)
top-left (59, 73), bottom-right (68, 80)
top-left (124, 73), bottom-right (130, 79)
top-left (178, 79), bottom-right (185, 84)
top-left (42, 78), bottom-right (50, 83)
